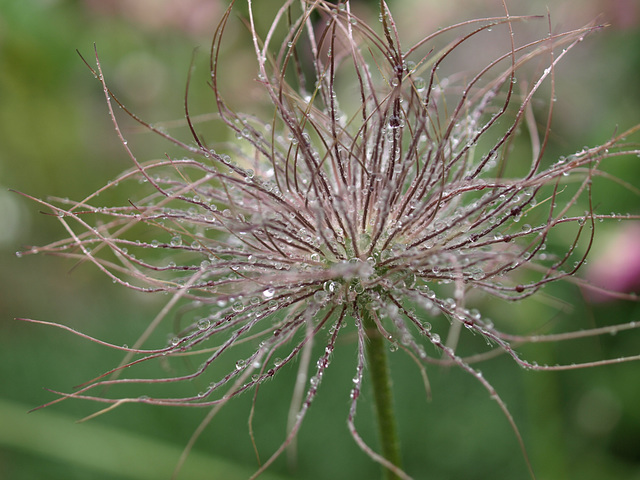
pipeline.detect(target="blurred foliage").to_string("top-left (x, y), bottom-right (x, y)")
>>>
top-left (1, 1), bottom-right (639, 479)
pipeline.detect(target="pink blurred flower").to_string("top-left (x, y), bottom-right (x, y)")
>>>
top-left (84, 0), bottom-right (222, 37)
top-left (585, 223), bottom-right (640, 302)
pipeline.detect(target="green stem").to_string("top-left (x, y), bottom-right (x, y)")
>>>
top-left (363, 307), bottom-right (403, 480)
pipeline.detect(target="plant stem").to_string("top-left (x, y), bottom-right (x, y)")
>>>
top-left (363, 307), bottom-right (403, 480)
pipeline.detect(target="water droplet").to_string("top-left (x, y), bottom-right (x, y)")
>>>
top-left (170, 235), bottom-right (182, 246)
top-left (314, 290), bottom-right (328, 302)
top-left (232, 301), bottom-right (244, 312)
top-left (262, 287), bottom-right (275, 299)
top-left (323, 281), bottom-right (338, 293)
top-left (351, 281), bottom-right (365, 294)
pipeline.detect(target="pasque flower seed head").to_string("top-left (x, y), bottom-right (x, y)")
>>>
top-left (18, 1), bottom-right (640, 479)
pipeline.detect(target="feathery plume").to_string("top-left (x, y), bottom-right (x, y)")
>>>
top-left (17, 1), bottom-right (640, 478)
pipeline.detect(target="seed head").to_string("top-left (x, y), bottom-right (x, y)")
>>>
top-left (18, 1), bottom-right (640, 478)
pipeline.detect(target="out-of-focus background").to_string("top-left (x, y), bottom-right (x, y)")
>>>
top-left (1, 1), bottom-right (639, 479)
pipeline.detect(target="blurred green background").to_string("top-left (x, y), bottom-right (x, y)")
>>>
top-left (1, 0), bottom-right (639, 479)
